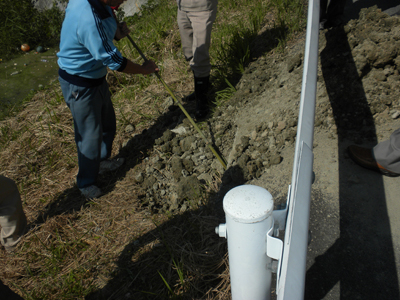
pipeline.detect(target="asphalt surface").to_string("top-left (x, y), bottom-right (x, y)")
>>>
top-left (304, 1), bottom-right (400, 299)
top-left (344, 0), bottom-right (400, 22)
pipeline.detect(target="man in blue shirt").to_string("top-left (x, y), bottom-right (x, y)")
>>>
top-left (58, 0), bottom-right (159, 199)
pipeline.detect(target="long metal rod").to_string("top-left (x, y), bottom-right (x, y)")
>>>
top-left (126, 35), bottom-right (227, 170)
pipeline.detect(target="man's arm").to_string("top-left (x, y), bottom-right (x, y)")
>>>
top-left (114, 22), bottom-right (130, 41)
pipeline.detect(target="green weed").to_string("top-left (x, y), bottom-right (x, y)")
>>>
top-left (214, 78), bottom-right (236, 108)
top-left (158, 259), bottom-right (188, 299)
top-left (270, 0), bottom-right (306, 50)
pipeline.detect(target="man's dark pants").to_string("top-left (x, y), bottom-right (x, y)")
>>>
top-left (59, 77), bottom-right (116, 188)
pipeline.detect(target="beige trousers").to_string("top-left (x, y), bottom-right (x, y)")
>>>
top-left (177, 7), bottom-right (217, 78)
top-left (0, 175), bottom-right (27, 249)
top-left (373, 127), bottom-right (400, 173)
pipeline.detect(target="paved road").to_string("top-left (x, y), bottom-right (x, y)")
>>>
top-left (344, 0), bottom-right (400, 21)
top-left (305, 1), bottom-right (400, 299)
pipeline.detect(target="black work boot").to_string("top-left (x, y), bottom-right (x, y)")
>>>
top-left (185, 91), bottom-right (196, 101)
top-left (184, 70), bottom-right (196, 101)
top-left (194, 76), bottom-right (210, 119)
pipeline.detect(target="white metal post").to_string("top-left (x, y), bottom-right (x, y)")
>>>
top-left (216, 185), bottom-right (275, 300)
top-left (216, 1), bottom-right (320, 298)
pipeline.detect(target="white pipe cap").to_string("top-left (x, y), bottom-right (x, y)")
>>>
top-left (223, 185), bottom-right (274, 224)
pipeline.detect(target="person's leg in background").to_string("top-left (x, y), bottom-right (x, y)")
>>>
top-left (0, 175), bottom-right (27, 252)
top-left (348, 127), bottom-right (400, 177)
top-left (373, 127), bottom-right (400, 174)
top-left (188, 9), bottom-right (217, 118)
top-left (178, 6), bottom-right (217, 118)
top-left (320, 0), bottom-right (347, 29)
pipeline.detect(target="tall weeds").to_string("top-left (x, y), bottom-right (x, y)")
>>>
top-left (0, 0), bottom-right (65, 59)
top-left (118, 0), bottom-right (305, 99)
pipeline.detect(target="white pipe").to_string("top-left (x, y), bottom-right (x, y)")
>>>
top-left (216, 185), bottom-right (274, 300)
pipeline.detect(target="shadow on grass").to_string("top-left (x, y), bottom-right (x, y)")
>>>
top-left (0, 278), bottom-right (25, 300)
top-left (84, 165), bottom-right (245, 299)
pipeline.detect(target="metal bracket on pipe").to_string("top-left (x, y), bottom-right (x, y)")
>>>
top-left (266, 225), bottom-right (283, 274)
top-left (266, 186), bottom-right (290, 280)
top-left (272, 185), bottom-right (291, 232)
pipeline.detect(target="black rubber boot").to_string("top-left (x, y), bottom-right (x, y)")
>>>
top-left (184, 70), bottom-right (196, 101)
top-left (194, 76), bottom-right (210, 119)
top-left (185, 91), bottom-right (196, 101)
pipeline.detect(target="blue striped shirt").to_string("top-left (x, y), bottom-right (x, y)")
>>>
top-left (57, 0), bottom-right (127, 85)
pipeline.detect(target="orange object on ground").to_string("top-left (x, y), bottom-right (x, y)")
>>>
top-left (21, 44), bottom-right (30, 52)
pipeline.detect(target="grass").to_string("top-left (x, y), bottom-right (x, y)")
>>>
top-left (0, 0), bottom-right (65, 60)
top-left (0, 0), bottom-right (306, 299)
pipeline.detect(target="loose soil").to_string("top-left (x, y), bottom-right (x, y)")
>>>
top-left (1, 5), bottom-right (400, 300)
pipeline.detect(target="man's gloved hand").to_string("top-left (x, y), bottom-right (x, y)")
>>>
top-left (141, 60), bottom-right (159, 75)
